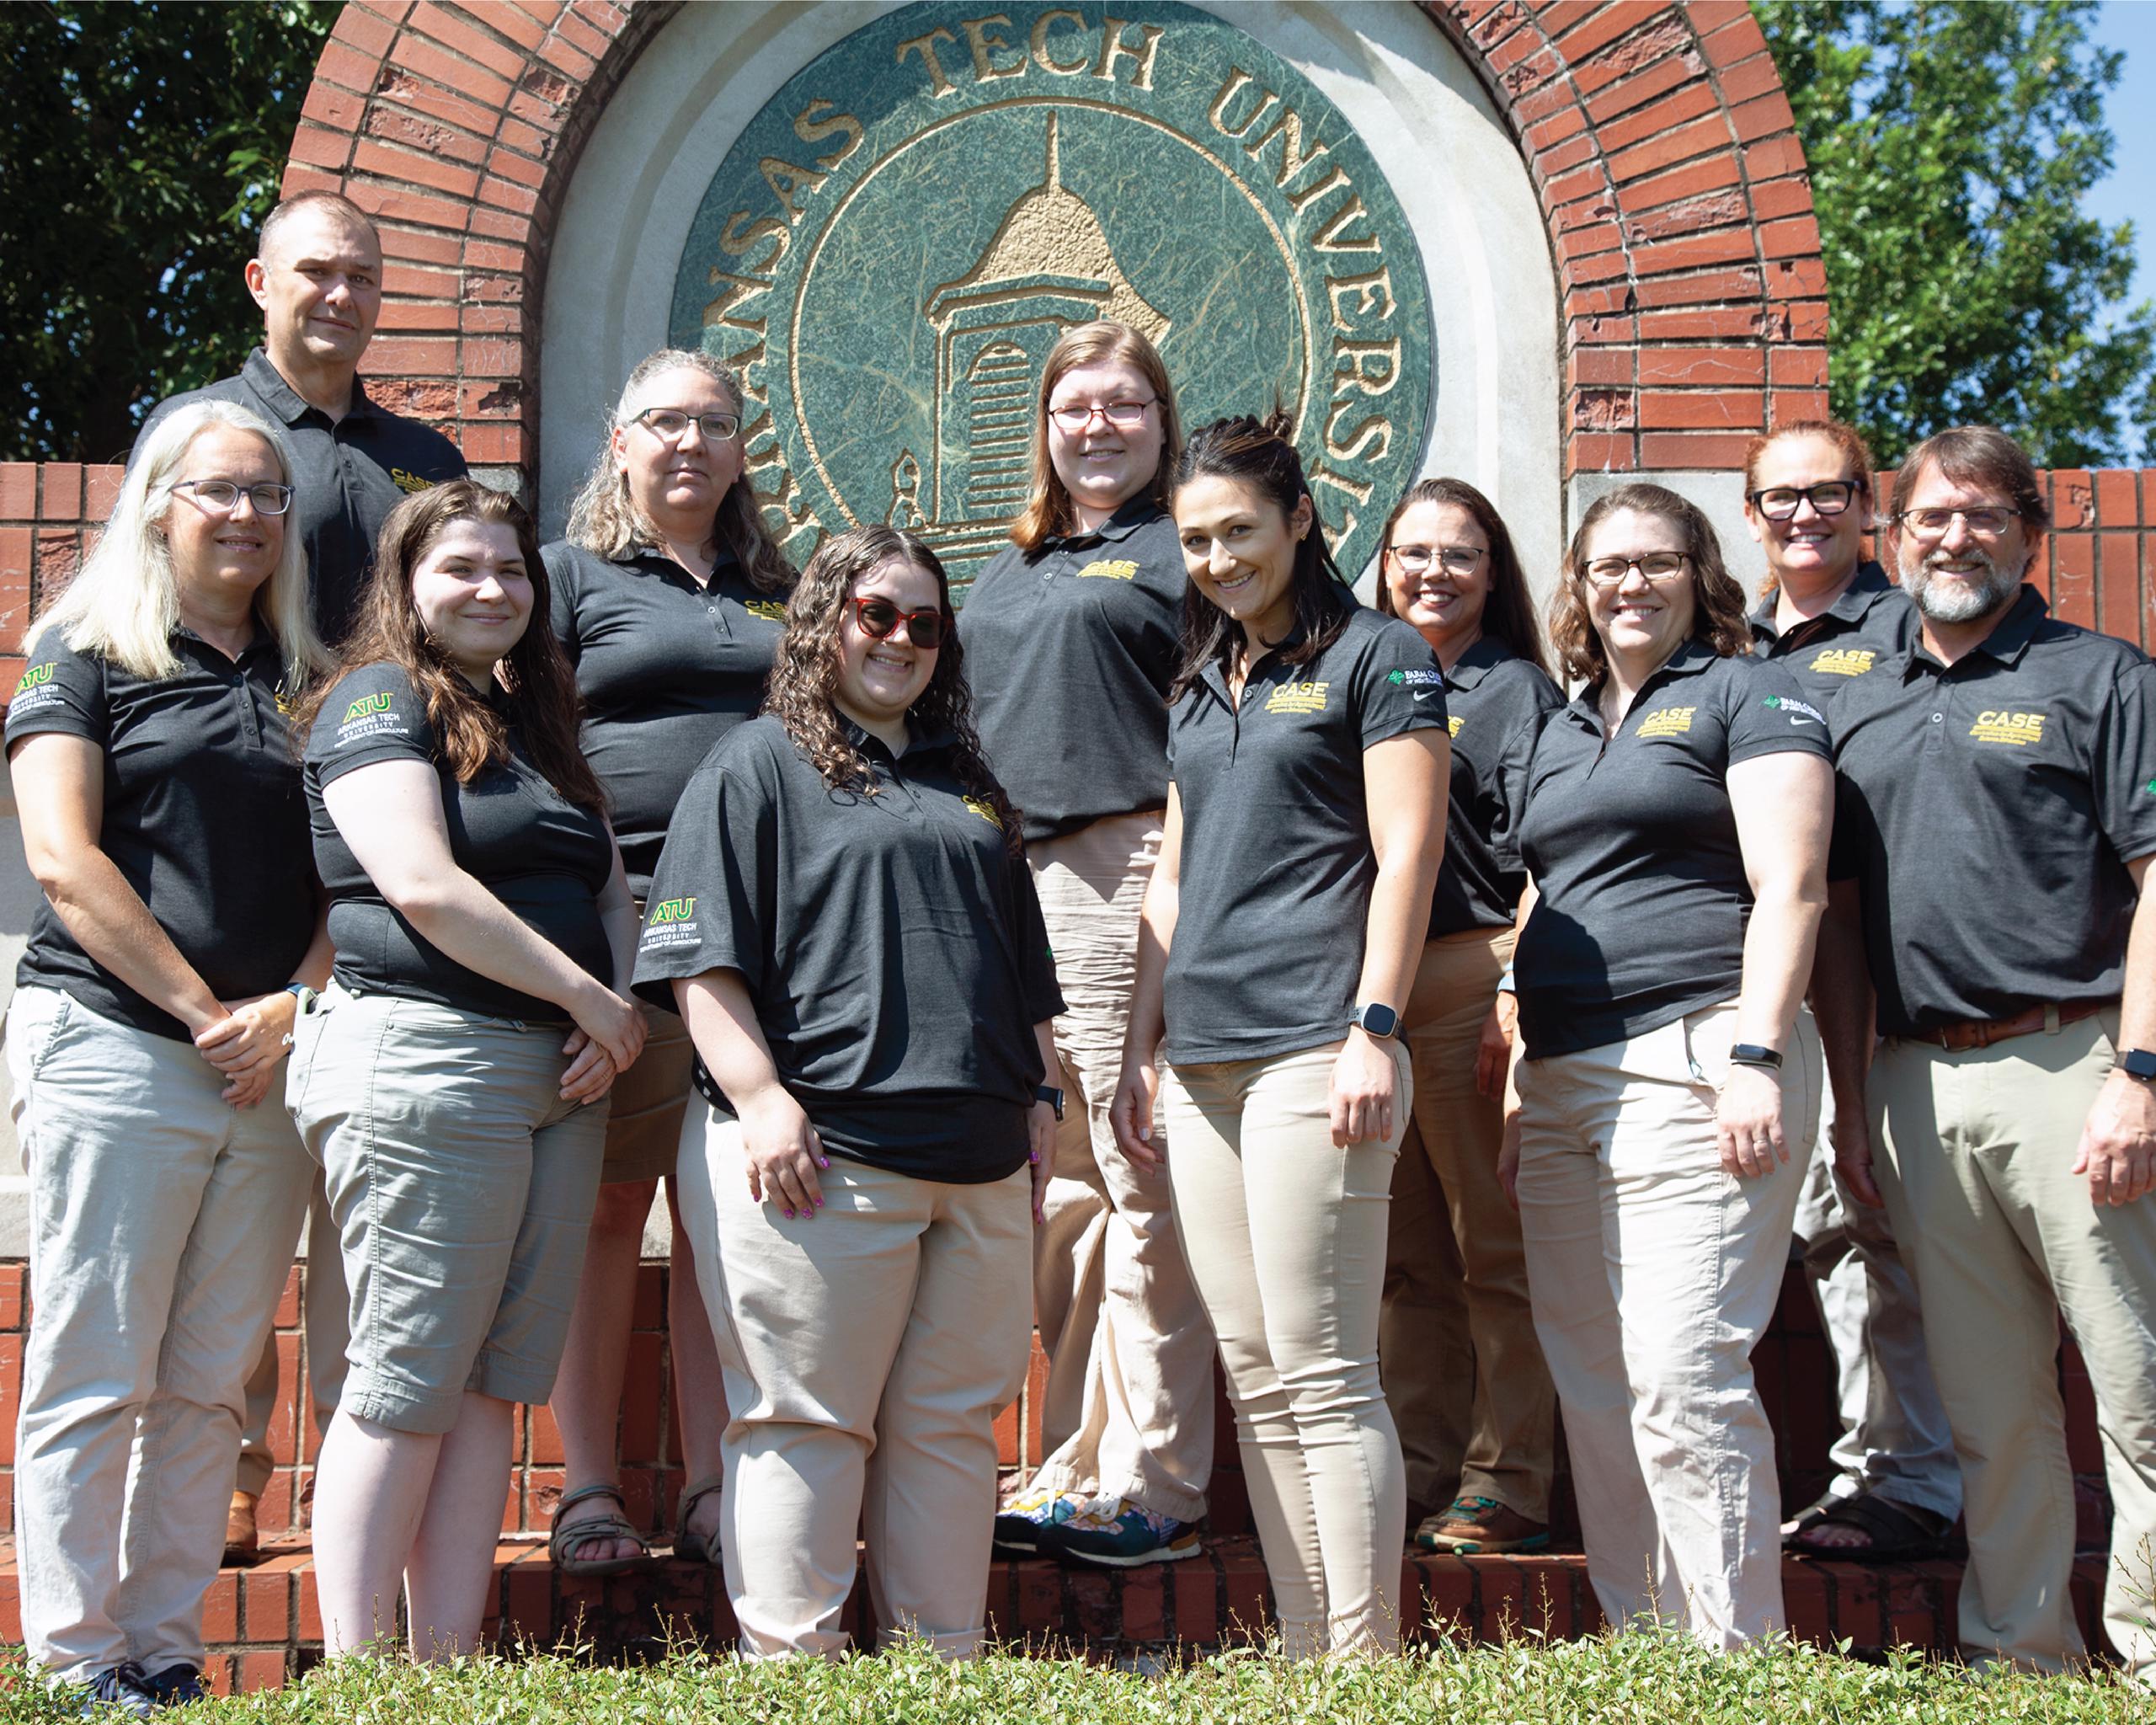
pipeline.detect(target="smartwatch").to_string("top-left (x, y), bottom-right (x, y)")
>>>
top-left (285, 983), bottom-right (318, 1014)
top-left (1351, 1002), bottom-right (1400, 1039)
top-left (1034, 1085), bottom-right (1066, 1120)
top-left (2120, 1049), bottom-right (2156, 1082)
top-left (1728, 1043), bottom-right (1784, 1071)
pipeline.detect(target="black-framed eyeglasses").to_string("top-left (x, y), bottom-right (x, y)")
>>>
top-left (1582, 552), bottom-right (1689, 588)
top-left (1892, 505), bottom-right (2021, 539)
top-left (173, 479), bottom-right (294, 516)
top-left (1747, 482), bottom-right (1861, 521)
top-left (633, 408), bottom-right (742, 442)
top-left (1388, 543), bottom-right (1486, 578)
top-left (1048, 399), bottom-right (1155, 432)
top-left (849, 595), bottom-right (947, 649)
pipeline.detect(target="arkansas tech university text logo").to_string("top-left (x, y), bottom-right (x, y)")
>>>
top-left (671, 3), bottom-right (1433, 585)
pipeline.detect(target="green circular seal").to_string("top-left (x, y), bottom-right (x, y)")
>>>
top-left (670, 2), bottom-right (1433, 585)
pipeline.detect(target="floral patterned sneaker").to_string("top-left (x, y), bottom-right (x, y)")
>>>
top-left (992, 1485), bottom-right (1087, 1555)
top-left (1040, 1497), bottom-right (1203, 1568)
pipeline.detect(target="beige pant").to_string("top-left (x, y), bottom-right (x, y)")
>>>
top-left (1027, 811), bottom-right (1214, 1521)
top-left (237, 1175), bottom-right (347, 1500)
top-left (599, 1008), bottom-right (697, 1183)
top-left (1381, 928), bottom-right (1555, 1521)
top-left (1871, 1011), bottom-right (2156, 1680)
top-left (1163, 1039), bottom-right (1410, 1657)
top-left (1517, 1004), bottom-right (1818, 1648)
top-left (676, 1109), bottom-right (1033, 1659)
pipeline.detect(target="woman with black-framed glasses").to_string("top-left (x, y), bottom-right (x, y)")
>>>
top-left (635, 524), bottom-right (1063, 1659)
top-left (539, 348), bottom-right (797, 1578)
top-left (1499, 483), bottom-right (1833, 1649)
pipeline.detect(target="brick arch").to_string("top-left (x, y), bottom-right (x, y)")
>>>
top-left (285, 0), bottom-right (1829, 487)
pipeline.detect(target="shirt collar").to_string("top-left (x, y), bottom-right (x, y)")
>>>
top-left (1903, 583), bottom-right (2048, 676)
top-left (1443, 633), bottom-right (1516, 692)
top-left (836, 713), bottom-right (954, 762)
top-left (618, 542), bottom-right (742, 585)
top-left (1043, 494), bottom-right (1165, 550)
top-left (1748, 560), bottom-right (1897, 643)
top-left (242, 346), bottom-right (375, 426)
top-left (1561, 636), bottom-right (1720, 728)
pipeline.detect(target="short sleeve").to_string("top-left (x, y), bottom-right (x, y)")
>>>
top-left (1356, 617), bottom-right (1449, 748)
top-left (631, 748), bottom-right (776, 1008)
top-left (1724, 660), bottom-right (1833, 765)
top-left (4, 634), bottom-right (109, 747)
top-left (2090, 659), bottom-right (2156, 865)
top-left (1488, 695), bottom-right (1560, 872)
top-left (1010, 850), bottom-right (1066, 1025)
top-left (306, 663), bottom-right (438, 788)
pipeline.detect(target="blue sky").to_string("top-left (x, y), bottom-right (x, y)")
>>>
top-left (2089, 1), bottom-right (2155, 320)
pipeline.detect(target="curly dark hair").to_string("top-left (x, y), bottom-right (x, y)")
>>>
top-left (762, 525), bottom-right (1020, 853)
top-left (294, 480), bottom-right (606, 814)
top-left (1166, 411), bottom-right (1353, 704)
top-left (1547, 482), bottom-right (1751, 685)
top-left (1375, 475), bottom-right (1552, 678)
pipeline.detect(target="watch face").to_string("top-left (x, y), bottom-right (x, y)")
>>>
top-left (2124, 1049), bottom-right (2156, 1081)
top-left (1359, 1004), bottom-right (1398, 1039)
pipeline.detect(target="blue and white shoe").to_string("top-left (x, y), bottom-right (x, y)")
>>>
top-left (1040, 1498), bottom-right (1202, 1568)
top-left (992, 1485), bottom-right (1087, 1556)
top-left (76, 1663), bottom-right (155, 1718)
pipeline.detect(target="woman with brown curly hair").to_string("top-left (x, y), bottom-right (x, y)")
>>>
top-left (633, 524), bottom-right (1062, 1659)
top-left (288, 480), bottom-right (646, 1660)
top-left (1499, 482), bottom-right (1833, 1648)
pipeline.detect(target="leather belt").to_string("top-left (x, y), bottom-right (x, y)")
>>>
top-left (1919, 999), bottom-right (2110, 1053)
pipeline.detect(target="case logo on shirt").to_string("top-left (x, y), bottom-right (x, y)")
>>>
top-left (745, 599), bottom-right (787, 622)
top-left (1448, 716), bottom-right (1464, 737)
top-left (1636, 705), bottom-right (1696, 738)
top-left (962, 795), bottom-right (1003, 827)
top-left (389, 467), bottom-right (437, 495)
top-left (1970, 709), bottom-right (2047, 746)
top-left (1264, 681), bottom-right (1331, 715)
top-left (1808, 648), bottom-right (1876, 677)
top-left (1075, 559), bottom-right (1138, 580)
top-left (1762, 694), bottom-right (1826, 728)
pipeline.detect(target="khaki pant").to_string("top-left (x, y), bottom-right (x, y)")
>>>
top-left (1163, 1039), bottom-right (1410, 1657)
top-left (236, 1177), bottom-right (346, 1501)
top-left (598, 1007), bottom-right (698, 1183)
top-left (1517, 1004), bottom-right (1818, 1648)
top-left (1027, 812), bottom-right (1214, 1521)
top-left (676, 1110), bottom-right (1033, 1660)
top-left (7, 987), bottom-right (313, 1685)
top-left (1380, 928), bottom-right (1555, 1521)
top-left (1872, 1011), bottom-right (2156, 1680)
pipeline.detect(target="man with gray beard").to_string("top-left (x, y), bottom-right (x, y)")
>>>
top-left (1816, 425), bottom-right (2156, 1684)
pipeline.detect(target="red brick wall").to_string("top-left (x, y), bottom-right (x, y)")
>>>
top-left (0, 463), bottom-right (123, 697)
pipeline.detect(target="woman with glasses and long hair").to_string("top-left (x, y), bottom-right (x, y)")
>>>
top-left (1110, 414), bottom-right (1449, 1656)
top-left (1371, 478), bottom-right (1564, 1558)
top-left (541, 349), bottom-right (795, 1578)
top-left (959, 319), bottom-right (1215, 1568)
top-left (1501, 483), bottom-right (1833, 1648)
top-left (4, 400), bottom-right (328, 1710)
top-left (634, 524), bottom-right (1062, 1659)
top-left (1737, 423), bottom-right (1956, 1565)
top-left (289, 480), bottom-right (645, 1661)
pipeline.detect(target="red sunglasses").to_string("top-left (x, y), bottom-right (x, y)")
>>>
top-left (848, 595), bottom-right (947, 649)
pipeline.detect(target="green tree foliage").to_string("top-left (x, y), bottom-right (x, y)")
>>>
top-left (1758, 0), bottom-right (2156, 467)
top-left (0, 1), bottom-right (340, 464)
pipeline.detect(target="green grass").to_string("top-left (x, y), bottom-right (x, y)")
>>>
top-left (6, 1635), bottom-right (2154, 1723)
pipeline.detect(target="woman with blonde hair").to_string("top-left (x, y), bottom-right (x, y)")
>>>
top-left (960, 319), bottom-right (1216, 1568)
top-left (638, 525), bottom-right (1061, 1658)
top-left (5, 399), bottom-right (328, 1710)
top-left (542, 348), bottom-right (793, 1575)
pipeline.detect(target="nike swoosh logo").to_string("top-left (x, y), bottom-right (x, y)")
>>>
top-left (1413, 691), bottom-right (1437, 702)
top-left (1789, 716), bottom-right (1818, 727)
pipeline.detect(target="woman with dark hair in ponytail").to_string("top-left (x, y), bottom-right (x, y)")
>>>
top-left (1109, 416), bottom-right (1449, 1656)
top-left (288, 480), bottom-right (646, 1661)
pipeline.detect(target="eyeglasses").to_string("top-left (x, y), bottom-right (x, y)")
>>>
top-left (1048, 399), bottom-right (1155, 432)
top-left (173, 479), bottom-right (295, 516)
top-left (1747, 482), bottom-right (1861, 521)
top-left (1388, 543), bottom-right (1486, 578)
top-left (633, 408), bottom-right (742, 442)
top-left (848, 595), bottom-right (947, 649)
top-left (1893, 505), bottom-right (2021, 539)
top-left (1582, 553), bottom-right (1689, 588)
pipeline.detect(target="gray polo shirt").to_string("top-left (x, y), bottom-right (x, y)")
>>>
top-left (136, 348), bottom-right (467, 643)
top-left (959, 498), bottom-right (1183, 842)
top-left (1164, 601), bottom-right (1448, 1066)
top-left (1748, 561), bottom-right (1918, 708)
top-left (632, 714), bottom-right (1065, 1183)
top-left (1430, 637), bottom-right (1565, 938)
top-left (1828, 585), bottom-right (2156, 1036)
top-left (1516, 642), bottom-right (1831, 1058)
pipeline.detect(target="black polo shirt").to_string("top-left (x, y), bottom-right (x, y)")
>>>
top-left (545, 540), bottom-right (787, 898)
top-left (1828, 585), bottom-right (2156, 1036)
top-left (6, 628), bottom-right (316, 1041)
top-left (1748, 561), bottom-right (1918, 707)
top-left (1430, 637), bottom-right (1566, 938)
top-left (1163, 603), bottom-right (1447, 1065)
top-left (1515, 642), bottom-right (1832, 1058)
top-left (304, 662), bottom-right (616, 1023)
top-left (631, 713), bottom-right (1065, 1183)
top-left (959, 498), bottom-right (1183, 842)
top-left (135, 349), bottom-right (467, 643)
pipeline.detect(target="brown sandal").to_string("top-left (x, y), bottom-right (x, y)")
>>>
top-left (673, 1475), bottom-right (724, 1566)
top-left (548, 1482), bottom-right (657, 1577)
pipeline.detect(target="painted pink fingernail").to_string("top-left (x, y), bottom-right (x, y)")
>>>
top-left (783, 1208), bottom-right (795, 1220)
top-left (817, 1157), bottom-right (830, 1168)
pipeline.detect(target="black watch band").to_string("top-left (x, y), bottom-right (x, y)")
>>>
top-left (2120, 1049), bottom-right (2156, 1082)
top-left (1035, 1085), bottom-right (1066, 1120)
top-left (1728, 1043), bottom-right (1784, 1071)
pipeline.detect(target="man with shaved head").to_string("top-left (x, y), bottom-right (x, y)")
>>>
top-left (131, 190), bottom-right (466, 1567)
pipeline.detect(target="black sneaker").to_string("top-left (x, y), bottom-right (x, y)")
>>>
top-left (140, 1665), bottom-right (210, 1709)
top-left (77, 1663), bottom-right (155, 1718)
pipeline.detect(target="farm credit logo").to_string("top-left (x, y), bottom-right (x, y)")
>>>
top-left (670, 2), bottom-right (1434, 586)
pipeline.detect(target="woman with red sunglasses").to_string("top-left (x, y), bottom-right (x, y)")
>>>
top-left (633, 524), bottom-right (1063, 1658)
